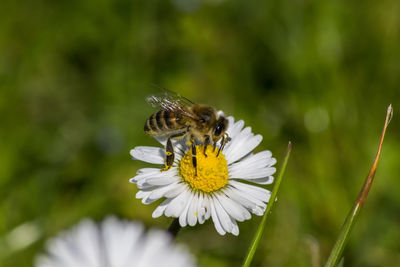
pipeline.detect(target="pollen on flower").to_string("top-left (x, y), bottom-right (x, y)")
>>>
top-left (180, 145), bottom-right (228, 193)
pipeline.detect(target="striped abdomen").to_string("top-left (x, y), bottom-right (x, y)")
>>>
top-left (144, 110), bottom-right (185, 136)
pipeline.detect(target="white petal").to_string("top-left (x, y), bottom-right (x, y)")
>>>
top-left (225, 132), bottom-right (263, 164)
top-left (137, 167), bottom-right (162, 174)
top-left (73, 220), bottom-right (103, 266)
top-left (223, 187), bottom-right (256, 211)
top-left (102, 217), bottom-right (143, 266)
top-left (179, 193), bottom-right (194, 227)
top-left (145, 175), bottom-right (179, 186)
top-left (136, 168), bottom-right (178, 187)
top-left (230, 180), bottom-right (271, 203)
top-left (36, 217), bottom-right (195, 267)
top-left (229, 167), bottom-right (276, 180)
top-left (130, 147), bottom-right (164, 164)
top-left (210, 197), bottom-right (226, 235)
top-left (136, 189), bottom-right (152, 199)
top-left (199, 193), bottom-right (211, 223)
top-left (130, 168), bottom-right (161, 183)
top-left (136, 190), bottom-right (159, 204)
top-left (204, 195), bottom-right (211, 220)
top-left (196, 193), bottom-right (206, 224)
top-left (164, 183), bottom-right (188, 199)
top-left (187, 192), bottom-right (199, 226)
top-left (224, 186), bottom-right (266, 215)
top-left (228, 151), bottom-right (276, 173)
top-left (143, 196), bottom-right (157, 204)
top-left (226, 118), bottom-right (244, 140)
top-left (224, 126), bottom-right (252, 157)
top-left (216, 193), bottom-right (251, 222)
top-left (46, 220), bottom-right (102, 267)
top-left (212, 197), bottom-right (233, 233)
top-left (139, 229), bottom-right (195, 267)
top-left (137, 230), bottom-right (171, 267)
top-left (152, 199), bottom-right (172, 218)
top-left (165, 190), bottom-right (191, 218)
top-left (239, 176), bottom-right (274, 185)
top-left (149, 182), bottom-right (180, 200)
top-left (252, 206), bottom-right (265, 216)
top-left (137, 182), bottom-right (182, 204)
top-left (174, 150), bottom-right (184, 163)
top-left (230, 219), bottom-right (239, 236)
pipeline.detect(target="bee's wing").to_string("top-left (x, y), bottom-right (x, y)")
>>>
top-left (146, 91), bottom-right (199, 120)
top-left (162, 88), bottom-right (194, 106)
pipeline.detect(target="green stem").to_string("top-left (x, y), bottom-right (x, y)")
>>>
top-left (325, 104), bottom-right (393, 267)
top-left (242, 141), bottom-right (292, 267)
top-left (168, 218), bottom-right (181, 239)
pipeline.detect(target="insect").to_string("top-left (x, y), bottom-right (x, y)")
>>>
top-left (144, 90), bottom-right (231, 176)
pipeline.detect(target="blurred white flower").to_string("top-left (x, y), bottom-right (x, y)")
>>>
top-left (130, 116), bottom-right (276, 235)
top-left (35, 216), bottom-right (195, 267)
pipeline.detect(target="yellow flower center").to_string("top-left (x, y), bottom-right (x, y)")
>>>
top-left (180, 145), bottom-right (229, 193)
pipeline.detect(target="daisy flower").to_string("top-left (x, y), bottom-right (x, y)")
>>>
top-left (35, 216), bottom-right (195, 267)
top-left (130, 115), bottom-right (277, 236)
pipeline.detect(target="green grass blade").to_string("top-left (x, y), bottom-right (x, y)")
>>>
top-left (242, 141), bottom-right (292, 267)
top-left (325, 104), bottom-right (393, 267)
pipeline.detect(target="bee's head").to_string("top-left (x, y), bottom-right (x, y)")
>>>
top-left (212, 116), bottom-right (229, 142)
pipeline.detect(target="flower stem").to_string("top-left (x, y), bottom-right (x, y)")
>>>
top-left (168, 218), bottom-right (181, 238)
top-left (242, 141), bottom-right (292, 267)
top-left (325, 104), bottom-right (393, 267)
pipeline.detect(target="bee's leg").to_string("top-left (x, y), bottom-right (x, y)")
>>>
top-left (217, 134), bottom-right (231, 157)
top-left (216, 135), bottom-right (225, 157)
top-left (203, 135), bottom-right (210, 157)
top-left (161, 137), bottom-right (175, 172)
top-left (190, 136), bottom-right (198, 176)
top-left (161, 131), bottom-right (187, 172)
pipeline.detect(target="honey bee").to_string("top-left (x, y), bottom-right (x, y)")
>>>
top-left (144, 90), bottom-right (231, 176)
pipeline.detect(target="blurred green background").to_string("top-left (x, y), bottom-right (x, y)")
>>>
top-left (1, 0), bottom-right (399, 266)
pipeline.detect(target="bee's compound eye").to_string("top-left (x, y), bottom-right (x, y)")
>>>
top-left (214, 123), bottom-right (223, 136)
